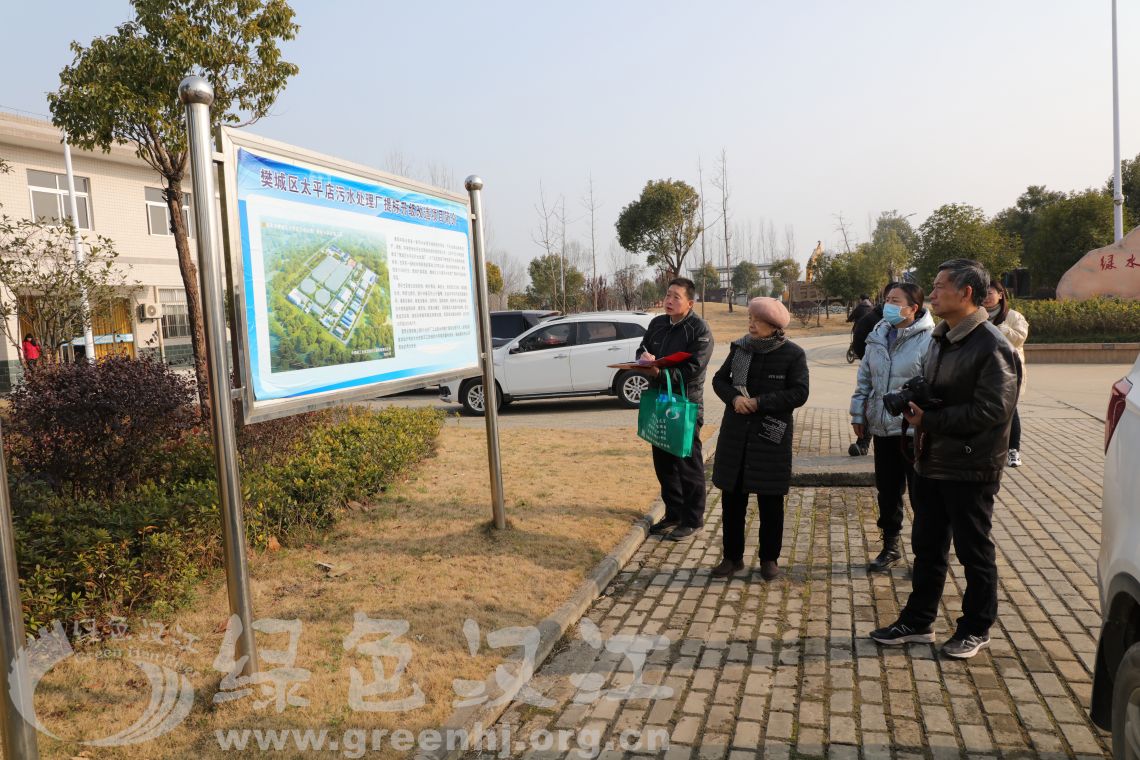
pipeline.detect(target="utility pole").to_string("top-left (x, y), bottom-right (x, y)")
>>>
top-left (1112, 0), bottom-right (1124, 241)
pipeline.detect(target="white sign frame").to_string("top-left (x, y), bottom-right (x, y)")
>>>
top-left (218, 128), bottom-right (480, 424)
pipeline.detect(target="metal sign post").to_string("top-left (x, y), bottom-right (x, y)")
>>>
top-left (179, 76), bottom-right (258, 675)
top-left (0, 421), bottom-right (40, 759)
top-left (465, 176), bottom-right (507, 530)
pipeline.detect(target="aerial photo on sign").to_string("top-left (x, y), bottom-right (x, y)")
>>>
top-left (229, 141), bottom-right (479, 414)
top-left (263, 219), bottom-right (394, 371)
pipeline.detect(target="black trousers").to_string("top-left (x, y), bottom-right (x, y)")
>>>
top-left (1009, 408), bottom-right (1021, 450)
top-left (872, 435), bottom-right (915, 539)
top-left (651, 423), bottom-right (706, 528)
top-left (720, 491), bottom-right (785, 562)
top-left (900, 475), bottom-right (1000, 638)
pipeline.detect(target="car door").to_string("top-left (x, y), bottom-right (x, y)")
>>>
top-left (569, 321), bottom-right (633, 391)
top-left (501, 322), bottom-right (575, 394)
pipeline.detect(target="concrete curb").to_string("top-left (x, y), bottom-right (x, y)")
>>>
top-left (791, 454), bottom-right (875, 487)
top-left (416, 437), bottom-right (873, 759)
top-left (414, 458), bottom-right (688, 760)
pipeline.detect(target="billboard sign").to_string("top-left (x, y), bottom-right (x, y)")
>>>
top-left (220, 130), bottom-right (479, 422)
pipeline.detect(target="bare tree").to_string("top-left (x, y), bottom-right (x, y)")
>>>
top-left (834, 213), bottom-right (855, 254)
top-left (384, 149), bottom-right (416, 179)
top-left (581, 173), bottom-right (601, 310)
top-left (609, 241), bottom-right (641, 311)
top-left (532, 182), bottom-right (563, 310)
top-left (766, 220), bottom-right (780, 264)
top-left (712, 149), bottom-right (733, 312)
top-left (697, 156), bottom-right (709, 316)
top-left (784, 225), bottom-right (799, 261)
top-left (427, 161), bottom-right (457, 191)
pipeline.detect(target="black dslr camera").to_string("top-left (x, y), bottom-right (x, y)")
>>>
top-left (882, 376), bottom-right (941, 417)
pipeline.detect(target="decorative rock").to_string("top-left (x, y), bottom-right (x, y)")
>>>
top-left (1056, 226), bottom-right (1140, 300)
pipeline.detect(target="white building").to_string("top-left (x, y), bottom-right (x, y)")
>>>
top-left (0, 111), bottom-right (198, 391)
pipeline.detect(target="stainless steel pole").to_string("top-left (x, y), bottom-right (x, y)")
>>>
top-left (1113, 0), bottom-right (1125, 242)
top-left (62, 137), bottom-right (97, 362)
top-left (0, 421), bottom-right (40, 759)
top-left (179, 76), bottom-right (258, 674)
top-left (465, 176), bottom-right (507, 530)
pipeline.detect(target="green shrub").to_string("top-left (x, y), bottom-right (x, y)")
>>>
top-left (7, 405), bottom-right (443, 630)
top-left (1015, 297), bottom-right (1140, 343)
top-left (245, 406), bottom-right (443, 546)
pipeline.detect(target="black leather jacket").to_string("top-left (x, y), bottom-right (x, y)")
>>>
top-left (636, 310), bottom-right (714, 416)
top-left (915, 307), bottom-right (1021, 483)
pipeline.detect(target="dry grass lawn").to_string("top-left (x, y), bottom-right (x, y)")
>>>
top-left (27, 423), bottom-right (676, 759)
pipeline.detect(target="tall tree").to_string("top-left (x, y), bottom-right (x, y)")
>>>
top-left (692, 262), bottom-right (721, 296)
top-left (914, 204), bottom-right (1020, 288)
top-left (768, 257), bottom-right (802, 298)
top-left (870, 210), bottom-right (918, 281)
top-left (615, 179), bottom-right (702, 278)
top-left (581, 173), bottom-right (601, 310)
top-left (532, 182), bottom-right (564, 310)
top-left (713, 150), bottom-right (733, 311)
top-left (525, 254), bottom-right (584, 311)
top-left (993, 185), bottom-right (1065, 250)
top-left (1021, 190), bottom-right (1122, 290)
top-left (1106, 153), bottom-right (1140, 223)
top-left (731, 261), bottom-right (760, 297)
top-left (49, 0), bottom-right (299, 421)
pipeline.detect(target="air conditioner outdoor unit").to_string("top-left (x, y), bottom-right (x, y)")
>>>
top-left (138, 303), bottom-right (163, 321)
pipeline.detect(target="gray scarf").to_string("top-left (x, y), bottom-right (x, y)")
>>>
top-left (730, 332), bottom-right (787, 388)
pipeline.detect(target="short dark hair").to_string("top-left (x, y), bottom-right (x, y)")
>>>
top-left (668, 277), bottom-right (697, 301)
top-left (937, 259), bottom-right (989, 306)
top-left (888, 282), bottom-right (924, 310)
top-left (859, 294), bottom-right (869, 301)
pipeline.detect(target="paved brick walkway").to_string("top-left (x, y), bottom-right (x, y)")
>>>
top-left (474, 409), bottom-right (1109, 759)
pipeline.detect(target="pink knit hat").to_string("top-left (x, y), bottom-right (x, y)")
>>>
top-left (748, 297), bottom-right (790, 330)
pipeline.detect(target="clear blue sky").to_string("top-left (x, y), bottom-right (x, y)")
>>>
top-left (4, 1), bottom-right (1139, 281)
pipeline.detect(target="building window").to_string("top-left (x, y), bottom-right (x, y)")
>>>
top-left (27, 169), bottom-right (92, 229)
top-left (159, 288), bottom-right (191, 339)
top-left (145, 187), bottom-right (193, 237)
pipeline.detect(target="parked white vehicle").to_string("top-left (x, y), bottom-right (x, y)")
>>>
top-left (439, 311), bottom-right (653, 415)
top-left (1092, 352), bottom-right (1140, 755)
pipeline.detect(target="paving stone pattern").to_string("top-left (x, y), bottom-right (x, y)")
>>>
top-left (473, 409), bottom-right (1110, 759)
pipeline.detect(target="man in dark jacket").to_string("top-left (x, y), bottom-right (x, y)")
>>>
top-left (637, 277), bottom-right (715, 541)
top-left (870, 259), bottom-right (1020, 659)
top-left (847, 295), bottom-right (874, 325)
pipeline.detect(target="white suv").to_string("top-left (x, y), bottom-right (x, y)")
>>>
top-left (439, 312), bottom-right (653, 415)
top-left (1092, 352), bottom-right (1140, 754)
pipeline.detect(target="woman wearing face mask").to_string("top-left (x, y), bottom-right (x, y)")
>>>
top-left (710, 297), bottom-right (809, 581)
top-left (982, 280), bottom-right (1028, 467)
top-left (849, 283), bottom-right (934, 572)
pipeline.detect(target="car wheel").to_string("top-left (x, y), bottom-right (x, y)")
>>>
top-left (1113, 641), bottom-right (1140, 758)
top-left (616, 370), bottom-right (650, 408)
top-left (460, 379), bottom-right (501, 416)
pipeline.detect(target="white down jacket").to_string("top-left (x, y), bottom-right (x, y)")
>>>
top-left (849, 309), bottom-right (935, 438)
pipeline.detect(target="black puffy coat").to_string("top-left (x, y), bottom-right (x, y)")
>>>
top-left (711, 340), bottom-right (810, 495)
top-left (916, 307), bottom-right (1021, 483)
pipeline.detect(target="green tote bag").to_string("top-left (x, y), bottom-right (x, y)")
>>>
top-left (637, 369), bottom-right (699, 457)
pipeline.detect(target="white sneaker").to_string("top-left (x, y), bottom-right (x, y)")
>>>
top-left (1007, 449), bottom-right (1022, 467)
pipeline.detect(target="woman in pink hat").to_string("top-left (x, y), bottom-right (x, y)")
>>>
top-left (710, 297), bottom-right (809, 580)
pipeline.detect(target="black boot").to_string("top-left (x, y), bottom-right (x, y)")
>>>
top-left (868, 535), bottom-right (902, 572)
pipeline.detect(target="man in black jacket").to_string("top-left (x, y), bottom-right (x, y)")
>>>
top-left (870, 259), bottom-right (1020, 659)
top-left (637, 277), bottom-right (715, 541)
